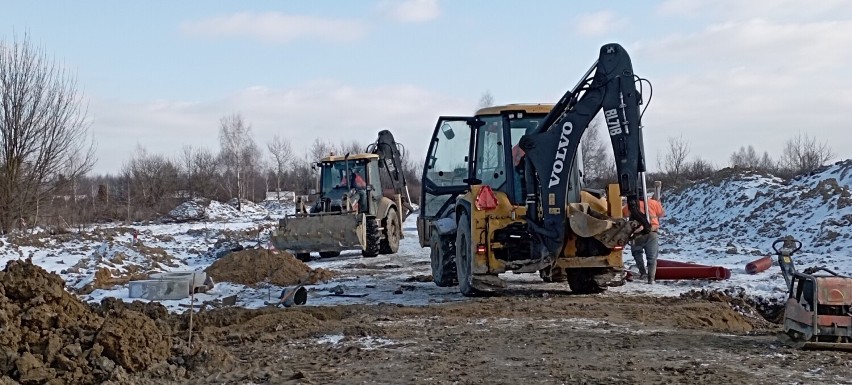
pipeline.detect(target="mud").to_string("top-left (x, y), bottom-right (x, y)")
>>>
top-left (0, 260), bottom-right (173, 384)
top-left (2, 260), bottom-right (849, 384)
top-left (112, 292), bottom-right (850, 385)
top-left (205, 249), bottom-right (337, 287)
top-left (681, 288), bottom-right (786, 325)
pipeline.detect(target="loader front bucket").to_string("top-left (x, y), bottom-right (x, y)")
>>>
top-left (271, 213), bottom-right (365, 254)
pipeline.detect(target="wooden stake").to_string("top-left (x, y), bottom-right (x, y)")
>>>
top-left (188, 273), bottom-right (196, 348)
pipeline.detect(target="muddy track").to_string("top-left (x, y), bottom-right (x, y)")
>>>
top-left (127, 294), bottom-right (849, 385)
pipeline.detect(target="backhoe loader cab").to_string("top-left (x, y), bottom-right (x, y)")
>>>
top-left (315, 154), bottom-right (381, 214)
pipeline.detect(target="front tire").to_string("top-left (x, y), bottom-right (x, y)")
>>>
top-left (379, 208), bottom-right (400, 255)
top-left (430, 230), bottom-right (457, 287)
top-left (362, 216), bottom-right (381, 258)
top-left (455, 211), bottom-right (479, 297)
top-left (295, 253), bottom-right (311, 262)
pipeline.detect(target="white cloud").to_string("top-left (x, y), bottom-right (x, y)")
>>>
top-left (656, 0), bottom-right (852, 21)
top-left (629, 18), bottom-right (852, 169)
top-left (574, 11), bottom-right (624, 37)
top-left (180, 12), bottom-right (367, 43)
top-left (88, 81), bottom-right (469, 174)
top-left (379, 0), bottom-right (441, 23)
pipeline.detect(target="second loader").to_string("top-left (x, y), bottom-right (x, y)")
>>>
top-left (271, 130), bottom-right (414, 261)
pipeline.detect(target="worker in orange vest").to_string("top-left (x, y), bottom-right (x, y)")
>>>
top-left (338, 169), bottom-right (366, 189)
top-left (622, 187), bottom-right (665, 284)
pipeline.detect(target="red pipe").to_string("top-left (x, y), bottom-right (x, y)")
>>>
top-left (656, 259), bottom-right (709, 268)
top-left (745, 256), bottom-right (772, 274)
top-left (655, 266), bottom-right (731, 280)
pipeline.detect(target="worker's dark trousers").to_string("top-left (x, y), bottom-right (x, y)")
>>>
top-left (631, 232), bottom-right (659, 275)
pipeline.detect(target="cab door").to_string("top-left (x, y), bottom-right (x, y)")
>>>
top-left (417, 117), bottom-right (473, 246)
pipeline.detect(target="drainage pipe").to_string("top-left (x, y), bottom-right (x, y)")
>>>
top-left (745, 256), bottom-right (772, 275)
top-left (655, 266), bottom-right (731, 280)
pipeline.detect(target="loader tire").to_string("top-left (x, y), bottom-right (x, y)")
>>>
top-left (319, 251), bottom-right (340, 258)
top-left (362, 216), bottom-right (381, 258)
top-left (295, 253), bottom-right (311, 262)
top-left (430, 230), bottom-right (457, 287)
top-left (379, 208), bottom-right (400, 255)
top-left (567, 270), bottom-right (605, 294)
top-left (455, 212), bottom-right (480, 296)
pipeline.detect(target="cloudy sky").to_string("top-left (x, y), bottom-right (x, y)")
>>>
top-left (3, 0), bottom-right (851, 174)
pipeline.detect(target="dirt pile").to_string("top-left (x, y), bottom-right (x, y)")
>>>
top-left (205, 249), bottom-right (337, 286)
top-left (680, 288), bottom-right (784, 326)
top-left (0, 259), bottom-right (172, 384)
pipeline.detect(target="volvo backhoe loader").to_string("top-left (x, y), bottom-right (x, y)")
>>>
top-left (417, 43), bottom-right (653, 295)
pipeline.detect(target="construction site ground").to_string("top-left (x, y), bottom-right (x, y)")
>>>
top-left (129, 292), bottom-right (851, 385)
top-left (2, 185), bottom-right (851, 384)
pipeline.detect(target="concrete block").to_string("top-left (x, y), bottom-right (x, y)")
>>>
top-left (128, 279), bottom-right (191, 300)
top-left (149, 271), bottom-right (207, 287)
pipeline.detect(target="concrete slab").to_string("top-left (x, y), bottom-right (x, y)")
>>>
top-left (149, 271), bottom-right (207, 287)
top-left (128, 279), bottom-right (191, 300)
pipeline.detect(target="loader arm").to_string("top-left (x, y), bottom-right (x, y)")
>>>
top-left (518, 43), bottom-right (651, 259)
top-left (369, 130), bottom-right (414, 216)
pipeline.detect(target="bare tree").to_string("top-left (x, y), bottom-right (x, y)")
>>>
top-left (0, 33), bottom-right (95, 232)
top-left (337, 139), bottom-right (364, 156)
top-left (580, 118), bottom-right (615, 187)
top-left (267, 135), bottom-right (293, 200)
top-left (683, 157), bottom-right (716, 181)
top-left (218, 113), bottom-right (257, 210)
top-left (122, 145), bottom-right (179, 210)
top-left (779, 133), bottom-right (835, 176)
top-left (308, 138), bottom-right (333, 161)
top-left (192, 147), bottom-right (218, 199)
top-left (730, 145), bottom-right (776, 173)
top-left (477, 90), bottom-right (495, 111)
top-left (180, 145), bottom-right (195, 199)
top-left (661, 135), bottom-right (690, 180)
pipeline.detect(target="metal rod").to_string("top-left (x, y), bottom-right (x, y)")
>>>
top-left (640, 172), bottom-right (651, 225)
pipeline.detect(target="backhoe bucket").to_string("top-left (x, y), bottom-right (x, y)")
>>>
top-left (271, 213), bottom-right (365, 254)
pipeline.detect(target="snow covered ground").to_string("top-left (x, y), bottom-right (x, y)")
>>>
top-left (1, 160), bottom-right (850, 311)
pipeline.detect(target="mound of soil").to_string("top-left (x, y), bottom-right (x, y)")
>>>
top-left (205, 249), bottom-right (337, 287)
top-left (169, 199), bottom-right (207, 221)
top-left (0, 259), bottom-right (172, 384)
top-left (680, 288), bottom-right (784, 326)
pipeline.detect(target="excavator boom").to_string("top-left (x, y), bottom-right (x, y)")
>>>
top-left (519, 43), bottom-right (650, 259)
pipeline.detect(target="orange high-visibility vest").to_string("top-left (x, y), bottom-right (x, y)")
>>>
top-left (622, 199), bottom-right (665, 230)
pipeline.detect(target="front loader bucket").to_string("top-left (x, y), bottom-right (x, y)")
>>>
top-left (271, 213), bottom-right (365, 254)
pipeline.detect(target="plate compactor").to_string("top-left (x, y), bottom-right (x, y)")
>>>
top-left (775, 236), bottom-right (852, 350)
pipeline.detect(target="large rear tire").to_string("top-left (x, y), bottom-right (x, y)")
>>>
top-left (567, 270), bottom-right (605, 294)
top-left (430, 230), bottom-right (457, 287)
top-left (295, 253), bottom-right (311, 262)
top-left (362, 216), bottom-right (381, 258)
top-left (455, 212), bottom-right (479, 297)
top-left (379, 208), bottom-right (400, 255)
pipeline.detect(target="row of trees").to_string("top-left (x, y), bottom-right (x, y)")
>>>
top-left (82, 117), bottom-right (422, 224)
top-left (579, 120), bottom-right (836, 190)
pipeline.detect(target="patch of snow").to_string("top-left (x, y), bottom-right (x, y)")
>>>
top-left (316, 334), bottom-right (345, 345)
